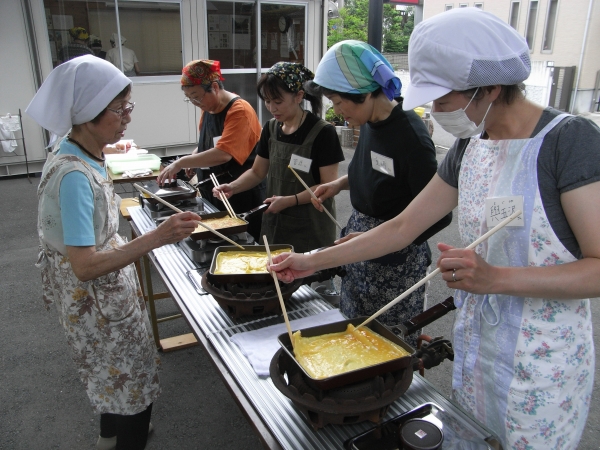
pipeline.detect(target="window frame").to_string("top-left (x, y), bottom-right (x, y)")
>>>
top-left (525, 0), bottom-right (538, 52)
top-left (473, 2), bottom-right (483, 9)
top-left (509, 1), bottom-right (520, 31)
top-left (541, 0), bottom-right (559, 54)
top-left (459, 3), bottom-right (468, 7)
top-left (445, 4), bottom-right (453, 11)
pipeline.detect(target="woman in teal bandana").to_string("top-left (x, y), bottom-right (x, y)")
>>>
top-left (213, 62), bottom-right (345, 253)
top-left (307, 40), bottom-right (451, 345)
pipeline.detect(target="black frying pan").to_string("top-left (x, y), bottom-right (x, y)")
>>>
top-left (276, 297), bottom-right (456, 390)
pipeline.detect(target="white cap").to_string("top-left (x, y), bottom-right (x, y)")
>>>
top-left (403, 7), bottom-right (530, 110)
top-left (111, 33), bottom-right (127, 45)
top-left (26, 55), bottom-right (130, 145)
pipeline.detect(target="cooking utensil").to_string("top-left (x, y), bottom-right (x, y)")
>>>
top-left (210, 172), bottom-right (236, 218)
top-left (276, 297), bottom-right (455, 390)
top-left (264, 236), bottom-right (294, 347)
top-left (206, 244), bottom-right (294, 284)
top-left (277, 317), bottom-right (414, 390)
top-left (357, 209), bottom-right (522, 330)
top-left (189, 204), bottom-right (267, 241)
top-left (133, 183), bottom-right (245, 249)
top-left (135, 179), bottom-right (197, 205)
top-left (287, 165), bottom-right (343, 231)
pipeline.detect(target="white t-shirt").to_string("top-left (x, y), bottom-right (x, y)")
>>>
top-left (106, 45), bottom-right (139, 74)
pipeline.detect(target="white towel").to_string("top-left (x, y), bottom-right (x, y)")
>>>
top-left (230, 309), bottom-right (345, 377)
top-left (0, 115), bottom-right (20, 153)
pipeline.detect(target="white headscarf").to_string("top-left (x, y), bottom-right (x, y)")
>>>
top-left (26, 55), bottom-right (130, 146)
top-left (111, 33), bottom-right (127, 45)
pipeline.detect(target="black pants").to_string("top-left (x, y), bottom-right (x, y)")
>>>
top-left (100, 403), bottom-right (153, 450)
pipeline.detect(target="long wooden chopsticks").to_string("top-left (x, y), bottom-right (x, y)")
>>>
top-left (264, 235), bottom-right (294, 348)
top-left (287, 165), bottom-right (343, 231)
top-left (210, 173), bottom-right (236, 219)
top-left (356, 209), bottom-right (523, 330)
top-left (133, 183), bottom-right (245, 250)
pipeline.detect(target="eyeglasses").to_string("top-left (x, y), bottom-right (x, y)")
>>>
top-left (183, 90), bottom-right (208, 106)
top-left (107, 101), bottom-right (135, 118)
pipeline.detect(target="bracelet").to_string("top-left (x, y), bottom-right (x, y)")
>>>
top-left (294, 194), bottom-right (299, 206)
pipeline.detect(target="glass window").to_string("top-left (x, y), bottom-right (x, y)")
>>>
top-left (542, 0), bottom-right (558, 52)
top-left (43, 0), bottom-right (183, 76)
top-left (207, 1), bottom-right (257, 69)
top-left (445, 4), bottom-right (453, 11)
top-left (509, 1), bottom-right (520, 30)
top-left (525, 1), bottom-right (538, 51)
top-left (259, 4), bottom-right (306, 69)
top-left (474, 2), bottom-right (483, 9)
top-left (459, 3), bottom-right (468, 7)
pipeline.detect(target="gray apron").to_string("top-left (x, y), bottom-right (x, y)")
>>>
top-left (261, 118), bottom-right (337, 253)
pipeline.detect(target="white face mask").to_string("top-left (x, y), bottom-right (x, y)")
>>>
top-left (431, 88), bottom-right (492, 139)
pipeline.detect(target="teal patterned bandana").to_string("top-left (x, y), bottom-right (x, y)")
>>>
top-left (267, 62), bottom-right (315, 93)
top-left (314, 40), bottom-right (401, 100)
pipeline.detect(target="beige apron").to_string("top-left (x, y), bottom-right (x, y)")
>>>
top-left (36, 154), bottom-right (161, 415)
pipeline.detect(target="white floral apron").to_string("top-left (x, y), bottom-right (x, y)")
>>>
top-left (453, 114), bottom-right (594, 450)
top-left (36, 154), bottom-right (161, 415)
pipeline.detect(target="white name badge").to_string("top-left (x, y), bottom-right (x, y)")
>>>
top-left (370, 151), bottom-right (395, 177)
top-left (213, 135), bottom-right (222, 147)
top-left (485, 196), bottom-right (524, 227)
top-left (289, 154), bottom-right (312, 173)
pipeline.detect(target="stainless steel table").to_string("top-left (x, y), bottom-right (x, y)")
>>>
top-left (129, 206), bottom-right (500, 450)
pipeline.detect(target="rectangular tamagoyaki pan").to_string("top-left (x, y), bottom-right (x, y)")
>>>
top-left (138, 179), bottom-right (197, 205)
top-left (206, 244), bottom-right (294, 284)
top-left (277, 317), bottom-right (416, 391)
top-left (189, 204), bottom-right (267, 241)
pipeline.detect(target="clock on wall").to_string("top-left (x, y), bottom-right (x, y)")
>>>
top-left (278, 15), bottom-right (291, 33)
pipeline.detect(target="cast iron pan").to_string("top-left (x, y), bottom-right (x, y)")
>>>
top-left (190, 204), bottom-right (267, 241)
top-left (206, 243), bottom-right (294, 284)
top-left (276, 297), bottom-right (456, 390)
top-left (139, 179), bottom-right (197, 205)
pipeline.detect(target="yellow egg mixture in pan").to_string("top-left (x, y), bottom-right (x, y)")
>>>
top-left (292, 324), bottom-right (411, 379)
top-left (194, 216), bottom-right (246, 232)
top-left (214, 248), bottom-right (292, 274)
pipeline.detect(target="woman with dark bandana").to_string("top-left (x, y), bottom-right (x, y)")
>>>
top-left (214, 62), bottom-right (344, 253)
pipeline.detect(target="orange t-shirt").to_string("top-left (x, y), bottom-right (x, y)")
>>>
top-left (198, 98), bottom-right (261, 166)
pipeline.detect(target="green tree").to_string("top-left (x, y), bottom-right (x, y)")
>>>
top-left (327, 0), bottom-right (413, 52)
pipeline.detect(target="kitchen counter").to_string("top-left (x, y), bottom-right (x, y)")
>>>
top-left (129, 206), bottom-right (501, 450)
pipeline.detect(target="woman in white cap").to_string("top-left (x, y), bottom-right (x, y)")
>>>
top-left (270, 8), bottom-right (600, 449)
top-left (302, 40), bottom-right (450, 346)
top-left (27, 55), bottom-right (201, 450)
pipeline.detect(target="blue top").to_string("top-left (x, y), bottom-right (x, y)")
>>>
top-left (57, 138), bottom-right (107, 247)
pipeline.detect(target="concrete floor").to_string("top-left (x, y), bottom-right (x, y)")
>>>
top-left (1, 113), bottom-right (599, 449)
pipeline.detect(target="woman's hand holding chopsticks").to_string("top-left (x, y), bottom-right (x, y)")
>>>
top-left (268, 252), bottom-right (316, 283)
top-left (437, 242), bottom-right (499, 294)
top-left (153, 211), bottom-right (203, 245)
top-left (310, 178), bottom-right (345, 212)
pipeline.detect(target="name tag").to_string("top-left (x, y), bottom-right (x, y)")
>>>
top-left (213, 135), bottom-right (222, 147)
top-left (289, 154), bottom-right (312, 173)
top-left (370, 151), bottom-right (395, 177)
top-left (485, 196), bottom-right (524, 227)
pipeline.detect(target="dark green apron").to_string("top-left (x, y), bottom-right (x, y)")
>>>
top-left (260, 118), bottom-right (337, 253)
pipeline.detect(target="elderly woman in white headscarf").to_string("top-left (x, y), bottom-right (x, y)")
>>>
top-left (27, 55), bottom-right (201, 450)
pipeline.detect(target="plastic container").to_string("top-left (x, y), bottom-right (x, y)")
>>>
top-left (106, 154), bottom-right (162, 173)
